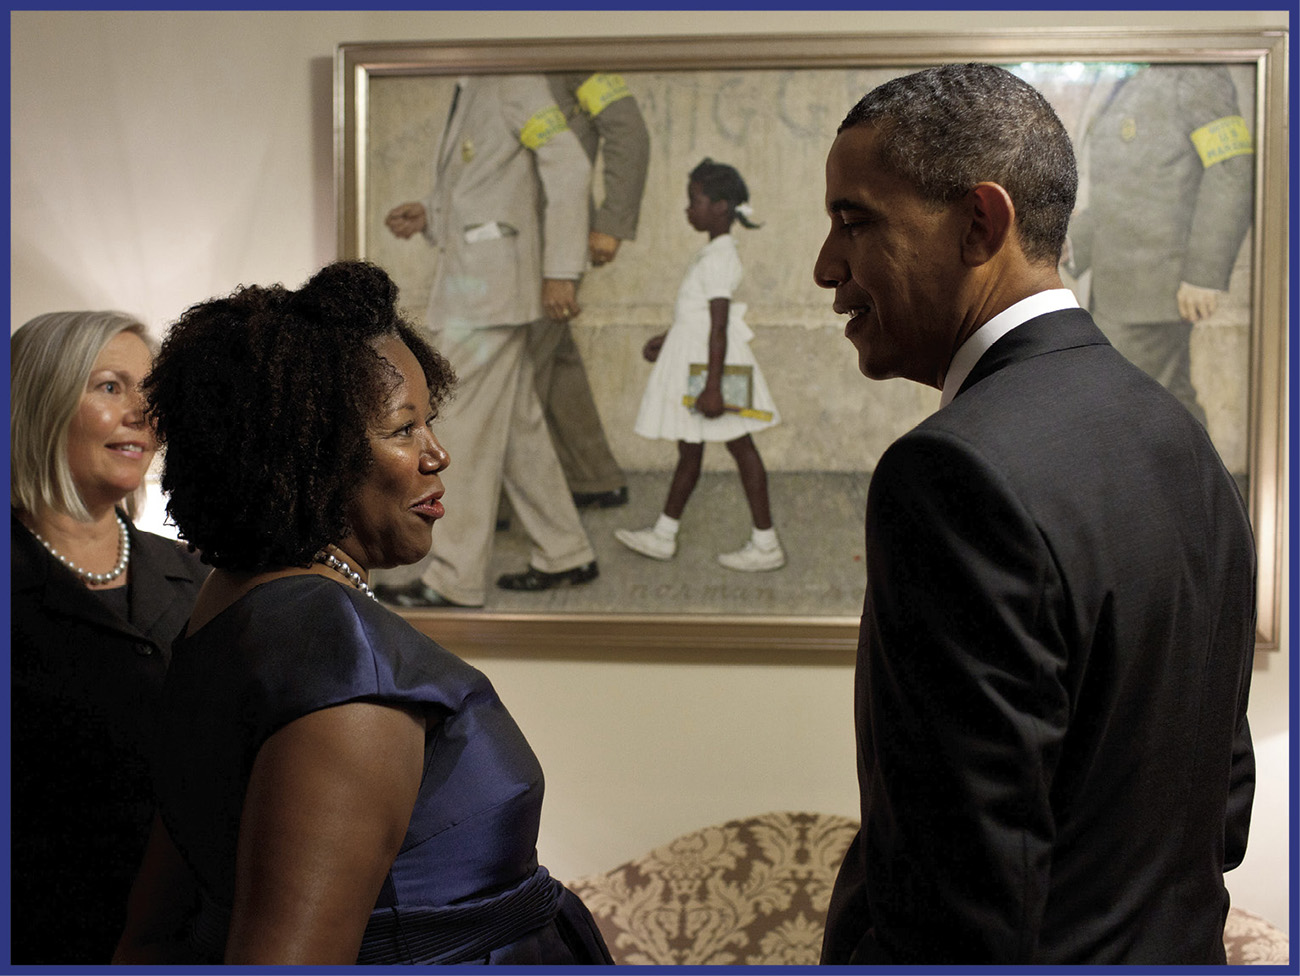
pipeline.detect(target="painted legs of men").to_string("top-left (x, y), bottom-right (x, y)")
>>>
top-left (380, 324), bottom-right (596, 607)
top-left (526, 318), bottom-right (628, 504)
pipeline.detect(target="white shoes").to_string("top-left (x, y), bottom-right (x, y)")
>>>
top-left (616, 525), bottom-right (786, 571)
top-left (614, 526), bottom-right (677, 560)
top-left (717, 539), bottom-right (786, 572)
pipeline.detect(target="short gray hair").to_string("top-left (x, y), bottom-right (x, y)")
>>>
top-left (840, 63), bottom-right (1077, 264)
top-left (10, 311), bottom-right (152, 521)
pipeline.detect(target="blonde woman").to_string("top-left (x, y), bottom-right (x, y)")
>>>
top-left (10, 311), bottom-right (207, 963)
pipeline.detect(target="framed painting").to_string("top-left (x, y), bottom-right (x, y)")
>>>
top-left (336, 29), bottom-right (1287, 654)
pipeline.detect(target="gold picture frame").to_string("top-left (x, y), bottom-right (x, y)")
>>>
top-left (336, 29), bottom-right (1287, 654)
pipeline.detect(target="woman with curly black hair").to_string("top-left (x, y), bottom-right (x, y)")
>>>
top-left (113, 261), bottom-right (611, 966)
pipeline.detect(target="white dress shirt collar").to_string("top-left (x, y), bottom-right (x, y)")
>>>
top-left (940, 289), bottom-right (1080, 407)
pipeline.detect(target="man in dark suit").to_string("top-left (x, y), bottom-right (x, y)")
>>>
top-left (813, 63), bottom-right (1256, 965)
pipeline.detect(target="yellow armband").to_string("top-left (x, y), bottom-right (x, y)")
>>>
top-left (1190, 115), bottom-right (1254, 168)
top-left (520, 105), bottom-right (569, 150)
top-left (575, 73), bottom-right (633, 117)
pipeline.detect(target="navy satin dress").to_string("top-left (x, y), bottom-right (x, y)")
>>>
top-left (154, 575), bottom-right (610, 964)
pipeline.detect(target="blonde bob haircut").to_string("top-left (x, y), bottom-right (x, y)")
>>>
top-left (11, 311), bottom-right (153, 522)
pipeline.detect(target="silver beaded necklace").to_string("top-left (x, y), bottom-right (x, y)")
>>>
top-left (312, 548), bottom-right (378, 602)
top-left (31, 511), bottom-right (131, 586)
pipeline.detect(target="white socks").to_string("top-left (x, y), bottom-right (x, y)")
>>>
top-left (654, 513), bottom-right (681, 538)
top-left (653, 516), bottom-right (779, 548)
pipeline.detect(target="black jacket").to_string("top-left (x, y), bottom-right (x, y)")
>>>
top-left (821, 310), bottom-right (1256, 964)
top-left (9, 510), bottom-right (208, 964)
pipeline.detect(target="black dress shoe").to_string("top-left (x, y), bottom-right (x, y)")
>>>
top-left (373, 581), bottom-right (477, 608)
top-left (571, 486), bottom-right (628, 510)
top-left (496, 561), bottom-right (599, 591)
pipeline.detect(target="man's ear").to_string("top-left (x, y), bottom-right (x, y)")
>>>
top-left (961, 182), bottom-right (1015, 266)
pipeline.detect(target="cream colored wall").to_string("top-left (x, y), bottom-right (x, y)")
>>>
top-left (10, 8), bottom-right (1290, 936)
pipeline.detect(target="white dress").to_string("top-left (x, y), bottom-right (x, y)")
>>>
top-left (633, 234), bottom-right (780, 443)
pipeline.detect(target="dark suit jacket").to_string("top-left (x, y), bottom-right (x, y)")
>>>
top-left (821, 309), bottom-right (1256, 965)
top-left (9, 511), bottom-right (208, 963)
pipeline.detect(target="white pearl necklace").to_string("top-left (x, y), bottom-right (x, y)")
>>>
top-left (31, 511), bottom-right (131, 586)
top-left (313, 549), bottom-right (378, 602)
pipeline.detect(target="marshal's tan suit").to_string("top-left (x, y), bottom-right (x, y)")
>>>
top-left (388, 74), bottom-right (595, 605)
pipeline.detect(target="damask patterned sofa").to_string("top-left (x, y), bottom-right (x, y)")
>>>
top-left (567, 811), bottom-right (1289, 966)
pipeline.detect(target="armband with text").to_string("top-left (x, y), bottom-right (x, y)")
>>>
top-left (1190, 115), bottom-right (1254, 168)
top-left (520, 105), bottom-right (569, 150)
top-left (575, 73), bottom-right (633, 117)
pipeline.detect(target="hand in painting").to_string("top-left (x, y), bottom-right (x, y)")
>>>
top-left (588, 231), bottom-right (622, 267)
top-left (542, 278), bottom-right (581, 322)
top-left (1177, 281), bottom-right (1222, 323)
top-left (384, 202), bottom-right (427, 240)
top-left (694, 382), bottom-right (725, 418)
top-left (641, 332), bottom-right (666, 363)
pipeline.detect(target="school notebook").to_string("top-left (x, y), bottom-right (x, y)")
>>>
top-left (682, 363), bottom-right (773, 421)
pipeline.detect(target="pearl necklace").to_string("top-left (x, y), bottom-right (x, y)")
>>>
top-left (31, 511), bottom-right (131, 586)
top-left (312, 549), bottom-right (378, 602)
